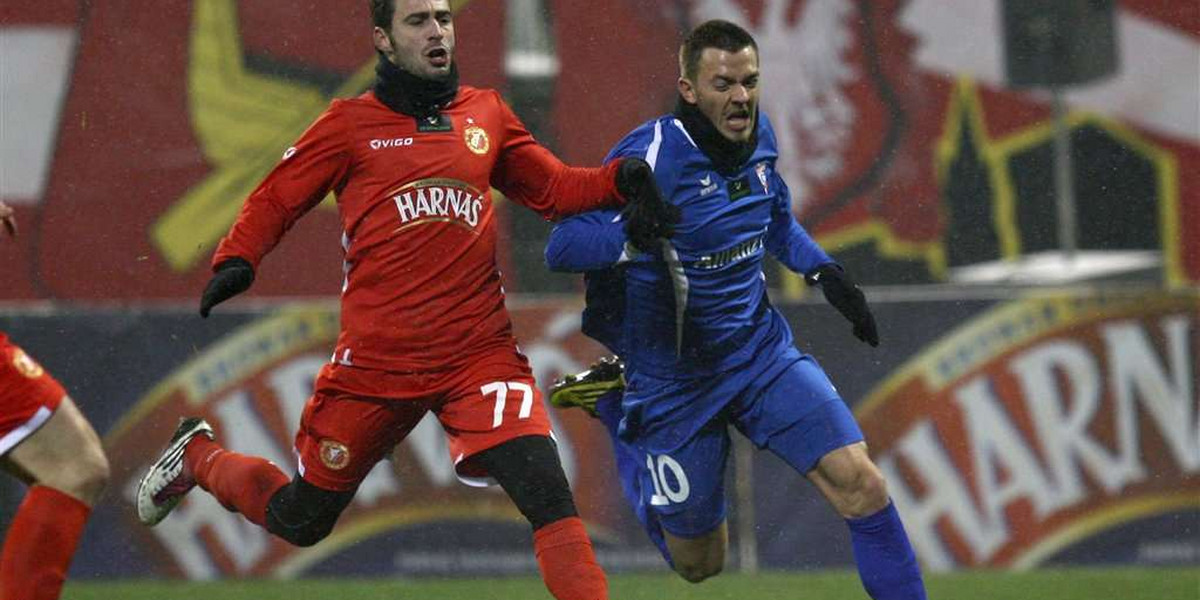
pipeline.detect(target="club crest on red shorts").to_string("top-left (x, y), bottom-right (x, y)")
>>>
top-left (318, 439), bottom-right (351, 470)
top-left (12, 349), bottom-right (44, 379)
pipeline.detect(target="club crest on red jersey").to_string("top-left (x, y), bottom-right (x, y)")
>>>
top-left (463, 122), bottom-right (490, 155)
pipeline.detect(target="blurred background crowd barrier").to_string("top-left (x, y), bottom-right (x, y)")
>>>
top-left (1, 0), bottom-right (1196, 580)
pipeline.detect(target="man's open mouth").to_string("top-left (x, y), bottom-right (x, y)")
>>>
top-left (426, 47), bottom-right (450, 66)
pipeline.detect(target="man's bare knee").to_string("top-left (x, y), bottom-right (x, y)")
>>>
top-left (675, 559), bottom-right (723, 583)
top-left (811, 444), bottom-right (892, 518)
top-left (72, 450), bottom-right (111, 504)
top-left (842, 468), bottom-right (889, 518)
top-left (665, 525), bottom-right (727, 584)
top-left (41, 448), bottom-right (109, 505)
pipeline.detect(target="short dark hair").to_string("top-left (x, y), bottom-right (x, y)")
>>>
top-left (679, 20), bottom-right (758, 80)
top-left (369, 0), bottom-right (394, 30)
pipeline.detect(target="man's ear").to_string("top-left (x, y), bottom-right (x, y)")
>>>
top-left (372, 27), bottom-right (393, 56)
top-left (678, 77), bottom-right (697, 104)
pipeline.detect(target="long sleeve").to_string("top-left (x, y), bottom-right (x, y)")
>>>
top-left (544, 209), bottom-right (629, 354)
top-left (765, 173), bottom-right (833, 276)
top-left (545, 210), bottom-right (629, 272)
top-left (489, 92), bottom-right (624, 221)
top-left (212, 103), bottom-right (353, 270)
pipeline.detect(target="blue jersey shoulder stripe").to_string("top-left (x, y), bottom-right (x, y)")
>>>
top-left (645, 119), bottom-right (664, 171)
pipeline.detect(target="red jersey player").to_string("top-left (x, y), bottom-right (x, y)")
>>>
top-left (0, 201), bottom-right (111, 600)
top-left (135, 2), bottom-right (676, 599)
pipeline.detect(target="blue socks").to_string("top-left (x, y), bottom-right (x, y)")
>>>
top-left (846, 501), bottom-right (927, 600)
top-left (595, 392), bottom-right (673, 567)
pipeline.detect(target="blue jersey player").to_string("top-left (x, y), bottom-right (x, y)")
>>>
top-left (546, 20), bottom-right (927, 599)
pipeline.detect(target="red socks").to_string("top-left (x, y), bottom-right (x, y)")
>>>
top-left (0, 485), bottom-right (90, 600)
top-left (186, 437), bottom-right (289, 527)
top-left (533, 516), bottom-right (608, 600)
top-left (182, 439), bottom-right (608, 600)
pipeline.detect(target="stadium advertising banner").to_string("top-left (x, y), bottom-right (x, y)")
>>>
top-left (0, 291), bottom-right (1195, 579)
top-left (753, 291), bottom-right (1199, 573)
top-left (0, 302), bottom-right (664, 579)
top-left (1, 0), bottom-right (1197, 302)
top-left (857, 294), bottom-right (1199, 571)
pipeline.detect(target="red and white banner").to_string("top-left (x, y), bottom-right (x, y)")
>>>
top-left (857, 294), bottom-right (1199, 570)
top-left (1, 0), bottom-right (1196, 297)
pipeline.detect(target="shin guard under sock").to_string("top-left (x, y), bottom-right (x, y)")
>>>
top-left (0, 485), bottom-right (90, 600)
top-left (846, 501), bottom-right (928, 600)
top-left (186, 436), bottom-right (289, 527)
top-left (533, 516), bottom-right (608, 600)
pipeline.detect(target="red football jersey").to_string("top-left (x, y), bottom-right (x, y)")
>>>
top-left (214, 87), bottom-right (623, 372)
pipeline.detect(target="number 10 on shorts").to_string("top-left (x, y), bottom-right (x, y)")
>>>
top-left (646, 454), bottom-right (690, 506)
top-left (480, 381), bottom-right (534, 428)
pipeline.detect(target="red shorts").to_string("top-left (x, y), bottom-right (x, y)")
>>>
top-left (294, 347), bottom-right (553, 491)
top-left (0, 337), bottom-right (66, 456)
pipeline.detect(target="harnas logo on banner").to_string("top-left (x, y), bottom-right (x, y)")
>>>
top-left (857, 294), bottom-right (1199, 571)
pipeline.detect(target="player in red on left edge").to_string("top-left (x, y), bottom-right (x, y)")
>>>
top-left (0, 200), bottom-right (111, 600)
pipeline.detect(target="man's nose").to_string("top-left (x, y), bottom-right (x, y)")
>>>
top-left (730, 85), bottom-right (750, 103)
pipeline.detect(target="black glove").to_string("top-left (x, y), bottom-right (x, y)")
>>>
top-left (616, 158), bottom-right (680, 253)
top-left (199, 257), bottom-right (255, 318)
top-left (808, 264), bottom-right (879, 347)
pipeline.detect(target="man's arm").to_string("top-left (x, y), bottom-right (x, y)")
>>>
top-left (488, 93), bottom-right (677, 250)
top-left (765, 173), bottom-right (878, 346)
top-left (764, 174), bottom-right (834, 275)
top-left (200, 104), bottom-right (352, 317)
top-left (545, 210), bottom-right (631, 273)
top-left (488, 91), bottom-right (621, 220)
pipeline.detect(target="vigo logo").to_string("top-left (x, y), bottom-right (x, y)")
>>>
top-left (391, 178), bottom-right (485, 232)
top-left (369, 137), bottom-right (414, 150)
top-left (857, 295), bottom-right (1200, 571)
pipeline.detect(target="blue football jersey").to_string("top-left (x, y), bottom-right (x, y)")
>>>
top-left (547, 112), bottom-right (832, 380)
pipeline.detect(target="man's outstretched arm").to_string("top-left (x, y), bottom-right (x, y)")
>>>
top-left (489, 93), bottom-right (677, 250)
top-left (765, 174), bottom-right (878, 346)
top-left (201, 105), bottom-right (351, 317)
top-left (545, 210), bottom-right (631, 273)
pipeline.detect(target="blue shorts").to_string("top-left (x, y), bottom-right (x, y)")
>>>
top-left (628, 353), bottom-right (863, 538)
